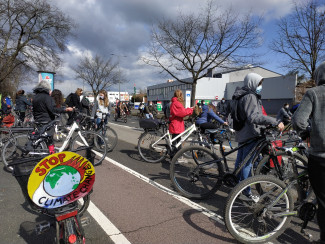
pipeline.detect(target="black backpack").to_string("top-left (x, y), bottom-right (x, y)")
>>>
top-left (230, 89), bottom-right (254, 131)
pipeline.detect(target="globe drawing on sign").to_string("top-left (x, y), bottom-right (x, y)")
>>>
top-left (43, 165), bottom-right (81, 197)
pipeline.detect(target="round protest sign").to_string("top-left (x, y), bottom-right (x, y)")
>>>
top-left (27, 152), bottom-right (95, 209)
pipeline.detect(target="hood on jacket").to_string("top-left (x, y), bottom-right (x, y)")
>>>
top-left (171, 97), bottom-right (179, 103)
top-left (244, 73), bottom-right (263, 91)
top-left (315, 61), bottom-right (325, 86)
top-left (33, 80), bottom-right (51, 94)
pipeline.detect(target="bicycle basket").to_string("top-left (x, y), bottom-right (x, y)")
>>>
top-left (139, 118), bottom-right (160, 130)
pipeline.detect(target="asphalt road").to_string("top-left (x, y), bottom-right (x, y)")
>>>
top-left (0, 114), bottom-right (321, 244)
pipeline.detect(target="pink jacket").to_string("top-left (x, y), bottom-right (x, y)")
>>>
top-left (169, 97), bottom-right (193, 134)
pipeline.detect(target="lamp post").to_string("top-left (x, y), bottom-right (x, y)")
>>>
top-left (111, 54), bottom-right (127, 101)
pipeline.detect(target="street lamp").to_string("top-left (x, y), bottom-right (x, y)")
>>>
top-left (111, 54), bottom-right (127, 101)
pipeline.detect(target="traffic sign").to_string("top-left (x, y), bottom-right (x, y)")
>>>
top-left (215, 96), bottom-right (218, 99)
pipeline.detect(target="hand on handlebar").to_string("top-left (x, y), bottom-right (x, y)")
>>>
top-left (223, 122), bottom-right (229, 126)
top-left (65, 107), bottom-right (74, 112)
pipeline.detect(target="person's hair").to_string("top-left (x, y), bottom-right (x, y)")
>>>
top-left (16, 90), bottom-right (25, 96)
top-left (208, 102), bottom-right (216, 113)
top-left (75, 88), bottom-right (83, 96)
top-left (173, 89), bottom-right (184, 104)
top-left (98, 90), bottom-right (109, 107)
top-left (283, 103), bottom-right (289, 107)
top-left (51, 89), bottom-right (64, 108)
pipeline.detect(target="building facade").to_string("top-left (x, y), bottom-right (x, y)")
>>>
top-left (147, 66), bottom-right (297, 115)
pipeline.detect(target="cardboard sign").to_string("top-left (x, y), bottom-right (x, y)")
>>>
top-left (27, 152), bottom-right (95, 209)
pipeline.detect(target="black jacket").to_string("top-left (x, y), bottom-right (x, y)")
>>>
top-left (33, 88), bottom-right (64, 123)
top-left (68, 93), bottom-right (82, 110)
top-left (15, 95), bottom-right (32, 112)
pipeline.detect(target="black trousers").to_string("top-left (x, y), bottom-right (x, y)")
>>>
top-left (308, 154), bottom-right (325, 241)
top-left (197, 122), bottom-right (219, 142)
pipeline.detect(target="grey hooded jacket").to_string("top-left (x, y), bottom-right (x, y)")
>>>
top-left (292, 61), bottom-right (325, 158)
top-left (233, 73), bottom-right (278, 143)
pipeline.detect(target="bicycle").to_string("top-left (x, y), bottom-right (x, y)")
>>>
top-left (114, 108), bottom-right (127, 123)
top-left (2, 114), bottom-right (108, 170)
top-left (137, 117), bottom-right (214, 163)
top-left (224, 157), bottom-right (316, 243)
top-left (80, 111), bottom-right (118, 152)
top-left (8, 148), bottom-right (94, 244)
top-left (169, 126), bottom-right (283, 199)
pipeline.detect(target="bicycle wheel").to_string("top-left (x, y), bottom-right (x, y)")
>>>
top-left (224, 175), bottom-right (294, 243)
top-left (102, 126), bottom-right (118, 152)
top-left (137, 130), bottom-right (167, 163)
top-left (2, 134), bottom-right (47, 172)
top-left (70, 131), bottom-right (107, 166)
top-left (255, 151), bottom-right (309, 202)
top-left (123, 114), bottom-right (127, 123)
top-left (170, 145), bottom-right (223, 199)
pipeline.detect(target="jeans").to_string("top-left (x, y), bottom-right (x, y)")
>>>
top-left (235, 140), bottom-right (258, 194)
top-left (96, 115), bottom-right (108, 127)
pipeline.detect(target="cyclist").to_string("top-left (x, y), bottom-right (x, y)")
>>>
top-left (121, 102), bottom-right (129, 116)
top-left (196, 101), bottom-right (228, 143)
top-left (145, 101), bottom-right (157, 119)
top-left (276, 103), bottom-right (292, 125)
top-left (292, 61), bottom-right (325, 243)
top-left (66, 88), bottom-right (83, 127)
top-left (32, 80), bottom-right (73, 154)
top-left (115, 99), bottom-right (121, 118)
top-left (232, 73), bottom-right (284, 197)
top-left (15, 89), bottom-right (32, 123)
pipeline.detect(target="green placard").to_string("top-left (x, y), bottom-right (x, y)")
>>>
top-left (156, 102), bottom-right (162, 111)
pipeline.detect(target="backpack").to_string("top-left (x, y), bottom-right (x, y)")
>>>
top-left (65, 93), bottom-right (73, 107)
top-left (163, 102), bottom-right (171, 119)
top-left (230, 88), bottom-right (254, 131)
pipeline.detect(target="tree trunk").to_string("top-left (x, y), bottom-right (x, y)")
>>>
top-left (191, 80), bottom-right (197, 107)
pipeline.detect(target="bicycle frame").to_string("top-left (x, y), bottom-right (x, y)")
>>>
top-left (151, 123), bottom-right (197, 151)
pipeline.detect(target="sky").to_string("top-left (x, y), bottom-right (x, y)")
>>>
top-left (23, 0), bottom-right (299, 95)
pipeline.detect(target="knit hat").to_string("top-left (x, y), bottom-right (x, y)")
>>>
top-left (34, 80), bottom-right (51, 91)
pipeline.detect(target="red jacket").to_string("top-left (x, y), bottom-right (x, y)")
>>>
top-left (169, 97), bottom-right (193, 134)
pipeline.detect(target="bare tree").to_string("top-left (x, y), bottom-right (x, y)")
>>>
top-left (0, 0), bottom-right (74, 84)
top-left (142, 1), bottom-right (261, 105)
top-left (73, 54), bottom-right (125, 97)
top-left (271, 0), bottom-right (325, 80)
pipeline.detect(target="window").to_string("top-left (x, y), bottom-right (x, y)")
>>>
top-left (213, 73), bottom-right (222, 78)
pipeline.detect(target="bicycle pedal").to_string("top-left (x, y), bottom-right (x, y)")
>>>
top-left (80, 217), bottom-right (91, 227)
top-left (35, 221), bottom-right (51, 235)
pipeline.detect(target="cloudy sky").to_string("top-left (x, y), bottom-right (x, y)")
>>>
top-left (32, 0), bottom-right (298, 95)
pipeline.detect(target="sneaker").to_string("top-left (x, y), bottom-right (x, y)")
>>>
top-left (239, 193), bottom-right (260, 203)
top-left (175, 156), bottom-right (188, 164)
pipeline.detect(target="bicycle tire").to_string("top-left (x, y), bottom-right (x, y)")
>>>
top-left (102, 126), bottom-right (118, 152)
top-left (170, 145), bottom-right (223, 199)
top-left (70, 131), bottom-right (107, 166)
top-left (137, 130), bottom-right (167, 163)
top-left (123, 114), bottom-right (127, 123)
top-left (224, 175), bottom-right (294, 243)
top-left (2, 134), bottom-right (47, 172)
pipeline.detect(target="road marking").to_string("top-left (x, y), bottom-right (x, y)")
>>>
top-left (87, 201), bottom-right (132, 244)
top-left (103, 155), bottom-right (224, 225)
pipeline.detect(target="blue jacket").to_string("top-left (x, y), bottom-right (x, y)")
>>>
top-left (196, 104), bottom-right (224, 125)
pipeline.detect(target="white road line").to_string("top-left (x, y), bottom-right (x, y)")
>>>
top-left (103, 155), bottom-right (224, 225)
top-left (87, 201), bottom-right (132, 244)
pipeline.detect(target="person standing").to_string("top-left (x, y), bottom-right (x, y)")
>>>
top-left (217, 98), bottom-right (228, 119)
top-left (292, 61), bottom-right (325, 243)
top-left (66, 88), bottom-right (83, 126)
top-left (276, 103), bottom-right (292, 125)
top-left (33, 80), bottom-right (73, 154)
top-left (232, 73), bottom-right (284, 197)
top-left (15, 90), bottom-right (32, 122)
top-left (169, 90), bottom-right (193, 148)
